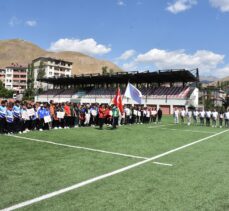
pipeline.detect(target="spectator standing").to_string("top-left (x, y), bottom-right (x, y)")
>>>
top-left (206, 109), bottom-right (212, 127)
top-left (225, 110), bottom-right (229, 128)
top-left (112, 105), bottom-right (119, 129)
top-left (173, 107), bottom-right (179, 124)
top-left (219, 111), bottom-right (224, 128)
top-left (6, 104), bottom-right (14, 134)
top-left (157, 107), bottom-right (162, 124)
top-left (98, 104), bottom-right (106, 129)
top-left (0, 101), bottom-right (7, 134)
top-left (212, 109), bottom-right (218, 128)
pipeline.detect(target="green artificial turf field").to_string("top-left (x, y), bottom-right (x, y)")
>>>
top-left (1, 117), bottom-right (229, 211)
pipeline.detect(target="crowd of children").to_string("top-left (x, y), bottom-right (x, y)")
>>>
top-left (0, 100), bottom-right (163, 134)
top-left (1, 99), bottom-right (229, 135)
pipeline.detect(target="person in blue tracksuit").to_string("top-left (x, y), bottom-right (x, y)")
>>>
top-left (13, 101), bottom-right (21, 133)
top-left (38, 104), bottom-right (46, 131)
top-left (43, 105), bottom-right (51, 130)
top-left (6, 106), bottom-right (14, 134)
top-left (0, 101), bottom-right (7, 134)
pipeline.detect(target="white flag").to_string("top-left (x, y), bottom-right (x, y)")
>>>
top-left (124, 83), bottom-right (142, 104)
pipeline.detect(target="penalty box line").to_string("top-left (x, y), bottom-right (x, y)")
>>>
top-left (2, 129), bottom-right (228, 211)
top-left (8, 135), bottom-right (148, 160)
top-left (8, 135), bottom-right (173, 167)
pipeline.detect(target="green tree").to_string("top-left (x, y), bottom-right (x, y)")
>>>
top-left (102, 66), bottom-right (108, 75)
top-left (23, 64), bottom-right (35, 100)
top-left (37, 61), bottom-right (46, 79)
top-left (109, 68), bottom-right (114, 74)
top-left (0, 81), bottom-right (14, 98)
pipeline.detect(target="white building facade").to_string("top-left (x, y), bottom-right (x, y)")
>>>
top-left (4, 66), bottom-right (27, 93)
top-left (32, 57), bottom-right (72, 90)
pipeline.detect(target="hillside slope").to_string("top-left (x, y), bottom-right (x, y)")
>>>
top-left (0, 39), bottom-right (122, 74)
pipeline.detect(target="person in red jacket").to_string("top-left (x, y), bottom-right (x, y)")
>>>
top-left (98, 104), bottom-right (106, 129)
top-left (64, 103), bottom-right (71, 128)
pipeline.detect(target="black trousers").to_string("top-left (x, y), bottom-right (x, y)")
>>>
top-left (0, 118), bottom-right (6, 134)
top-left (200, 117), bottom-right (204, 126)
top-left (64, 116), bottom-right (71, 127)
top-left (53, 119), bottom-right (59, 128)
top-left (112, 117), bottom-right (119, 128)
top-left (39, 118), bottom-right (44, 130)
top-left (7, 122), bottom-right (14, 133)
top-left (22, 120), bottom-right (30, 131)
top-left (99, 118), bottom-right (104, 129)
top-left (14, 118), bottom-right (21, 133)
top-left (30, 119), bottom-right (37, 130)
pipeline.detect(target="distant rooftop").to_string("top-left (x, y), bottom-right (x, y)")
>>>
top-left (5, 65), bottom-right (27, 69)
top-left (32, 57), bottom-right (73, 65)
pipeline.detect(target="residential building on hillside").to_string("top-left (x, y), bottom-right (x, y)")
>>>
top-left (32, 57), bottom-right (73, 90)
top-left (4, 66), bottom-right (27, 93)
top-left (199, 87), bottom-right (226, 107)
top-left (0, 69), bottom-right (5, 85)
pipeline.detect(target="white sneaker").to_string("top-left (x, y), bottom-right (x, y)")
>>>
top-left (19, 131), bottom-right (22, 134)
top-left (23, 131), bottom-right (27, 133)
top-left (58, 127), bottom-right (62, 129)
top-left (39, 129), bottom-right (43, 131)
top-left (54, 127), bottom-right (58, 130)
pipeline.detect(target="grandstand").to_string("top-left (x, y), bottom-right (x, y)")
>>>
top-left (36, 69), bottom-right (199, 114)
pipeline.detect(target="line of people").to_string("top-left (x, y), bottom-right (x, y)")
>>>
top-left (0, 100), bottom-right (164, 134)
top-left (173, 107), bottom-right (229, 128)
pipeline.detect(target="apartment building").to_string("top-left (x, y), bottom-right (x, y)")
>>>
top-left (32, 57), bottom-right (73, 89)
top-left (4, 66), bottom-right (27, 93)
top-left (0, 69), bottom-right (5, 85)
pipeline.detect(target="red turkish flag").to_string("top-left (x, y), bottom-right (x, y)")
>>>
top-left (113, 87), bottom-right (124, 113)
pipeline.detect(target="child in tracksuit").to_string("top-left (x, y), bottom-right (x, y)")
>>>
top-left (0, 101), bottom-right (7, 134)
top-left (6, 106), bottom-right (14, 134)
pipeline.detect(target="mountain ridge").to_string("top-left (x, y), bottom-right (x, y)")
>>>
top-left (0, 39), bottom-right (122, 74)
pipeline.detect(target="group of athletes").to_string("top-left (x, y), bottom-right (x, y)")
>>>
top-left (173, 107), bottom-right (229, 128)
top-left (0, 99), bottom-right (229, 134)
top-left (0, 100), bottom-right (163, 134)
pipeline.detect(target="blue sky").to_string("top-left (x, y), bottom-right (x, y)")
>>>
top-left (0, 0), bottom-right (229, 77)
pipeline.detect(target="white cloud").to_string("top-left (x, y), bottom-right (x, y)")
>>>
top-left (214, 66), bottom-right (229, 78)
top-left (118, 49), bottom-right (136, 60)
top-left (166, 0), bottom-right (197, 14)
top-left (209, 0), bottom-right (229, 12)
top-left (9, 16), bottom-right (21, 27)
top-left (49, 38), bottom-right (111, 56)
top-left (117, 0), bottom-right (125, 6)
top-left (122, 48), bottom-right (227, 76)
top-left (25, 20), bottom-right (37, 27)
top-left (135, 49), bottom-right (224, 74)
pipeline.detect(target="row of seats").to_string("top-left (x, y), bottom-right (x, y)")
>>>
top-left (85, 87), bottom-right (191, 99)
top-left (39, 86), bottom-right (191, 99)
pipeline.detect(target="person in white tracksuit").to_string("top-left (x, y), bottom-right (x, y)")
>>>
top-left (173, 108), bottom-right (179, 124)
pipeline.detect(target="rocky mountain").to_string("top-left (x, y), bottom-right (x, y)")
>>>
top-left (0, 39), bottom-right (122, 74)
top-left (200, 76), bottom-right (219, 84)
top-left (209, 76), bottom-right (229, 86)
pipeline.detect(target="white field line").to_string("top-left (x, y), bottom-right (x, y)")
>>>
top-left (8, 135), bottom-right (172, 168)
top-left (8, 135), bottom-right (148, 160)
top-left (158, 128), bottom-right (217, 134)
top-left (2, 129), bottom-right (228, 211)
top-left (148, 123), bottom-right (174, 128)
top-left (153, 161), bottom-right (173, 166)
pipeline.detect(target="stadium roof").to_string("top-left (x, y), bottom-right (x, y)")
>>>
top-left (38, 69), bottom-right (199, 86)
